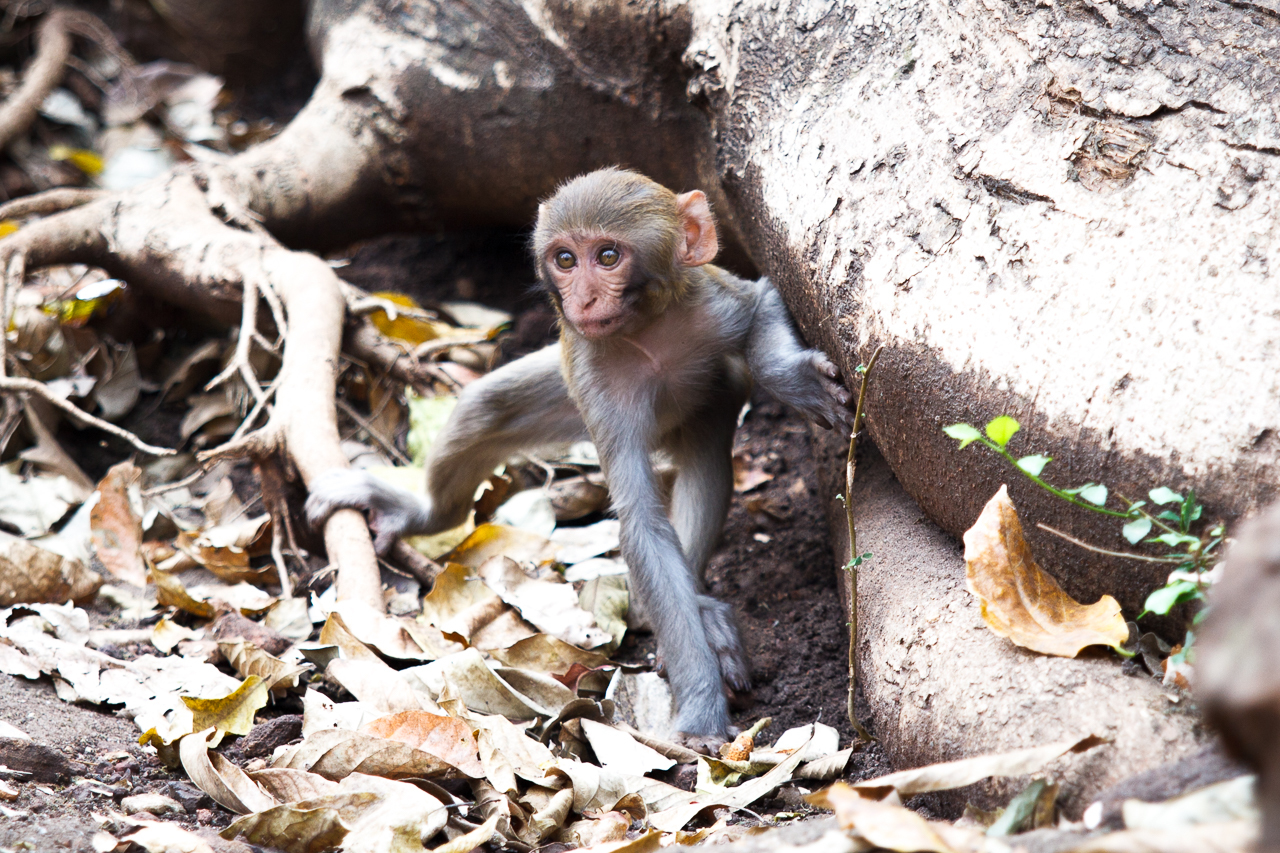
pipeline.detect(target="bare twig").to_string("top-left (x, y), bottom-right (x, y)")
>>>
top-left (413, 334), bottom-right (493, 360)
top-left (0, 375), bottom-right (175, 455)
top-left (337, 396), bottom-right (410, 464)
top-left (842, 344), bottom-right (882, 744)
top-left (0, 8), bottom-right (71, 149)
top-left (341, 281), bottom-right (438, 321)
top-left (1036, 522), bottom-right (1187, 563)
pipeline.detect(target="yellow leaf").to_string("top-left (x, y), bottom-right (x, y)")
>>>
top-left (0, 220), bottom-right (18, 238)
top-left (47, 145), bottom-right (104, 175)
top-left (182, 675), bottom-right (270, 747)
top-left (368, 291), bottom-right (450, 345)
top-left (963, 486), bottom-right (1129, 657)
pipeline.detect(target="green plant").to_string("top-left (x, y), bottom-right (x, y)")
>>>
top-left (943, 416), bottom-right (1223, 646)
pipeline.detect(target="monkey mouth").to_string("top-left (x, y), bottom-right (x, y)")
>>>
top-left (574, 315), bottom-right (625, 338)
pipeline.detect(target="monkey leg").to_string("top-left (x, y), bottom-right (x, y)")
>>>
top-left (307, 344), bottom-right (587, 551)
top-left (666, 384), bottom-right (751, 693)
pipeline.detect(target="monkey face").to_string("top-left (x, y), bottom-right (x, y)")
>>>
top-left (541, 234), bottom-right (640, 339)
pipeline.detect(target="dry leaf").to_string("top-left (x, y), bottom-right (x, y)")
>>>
top-left (851, 734), bottom-right (1105, 798)
top-left (122, 822), bottom-right (216, 853)
top-left (732, 450), bottom-right (775, 493)
top-left (427, 814), bottom-right (501, 853)
top-left (90, 462), bottom-right (147, 586)
top-left (580, 719), bottom-right (675, 775)
top-left (225, 773), bottom-right (447, 853)
top-left (361, 710), bottom-right (484, 776)
top-left (179, 727), bottom-right (278, 814)
top-left (403, 648), bottom-right (550, 718)
top-left (182, 675), bottom-right (271, 747)
top-left (814, 782), bottom-right (959, 853)
top-left (964, 486), bottom-right (1129, 656)
top-left (0, 461), bottom-right (84, 537)
top-left (272, 728), bottom-right (471, 781)
top-left (0, 531), bottom-right (101, 607)
top-left (478, 556), bottom-right (612, 648)
top-left (219, 640), bottom-right (309, 695)
top-left (327, 657), bottom-right (442, 715)
top-left (444, 523), bottom-right (559, 569)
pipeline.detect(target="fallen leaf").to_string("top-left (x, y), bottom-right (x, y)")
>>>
top-left (550, 519), bottom-right (621, 564)
top-left (478, 556), bottom-right (612, 648)
top-left (122, 821), bottom-right (216, 853)
top-left (326, 657), bottom-right (442, 715)
top-left (850, 734), bottom-right (1105, 798)
top-left (419, 562), bottom-right (536, 649)
top-left (813, 782), bottom-right (959, 852)
top-left (219, 640), bottom-right (309, 695)
top-left (547, 476), bottom-right (609, 521)
top-left (444, 524), bottom-right (559, 569)
top-left (183, 675), bottom-right (271, 747)
top-left (225, 772), bottom-right (446, 853)
top-left (0, 531), bottom-right (101, 607)
top-left (1061, 821), bottom-right (1256, 853)
top-left (90, 462), bottom-right (147, 586)
top-left (491, 489), bottom-right (557, 538)
top-left (964, 486), bottom-right (1129, 656)
top-left (272, 728), bottom-right (469, 781)
top-left (403, 647), bottom-right (550, 718)
top-left (360, 710), bottom-right (484, 776)
top-left (0, 461), bottom-right (83, 537)
top-left (179, 727), bottom-right (278, 814)
top-left (580, 719), bottom-right (675, 775)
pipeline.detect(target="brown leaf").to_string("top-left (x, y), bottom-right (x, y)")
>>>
top-left (360, 710), bottom-right (484, 776)
top-left (90, 461), bottom-right (147, 586)
top-left (963, 486), bottom-right (1129, 657)
top-left (0, 532), bottom-right (101, 606)
top-left (272, 728), bottom-right (471, 781)
top-left (813, 782), bottom-right (960, 853)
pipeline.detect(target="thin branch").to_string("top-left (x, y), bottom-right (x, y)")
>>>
top-left (0, 9), bottom-right (71, 150)
top-left (1035, 523), bottom-right (1187, 563)
top-left (842, 345), bottom-right (882, 744)
top-left (0, 375), bottom-right (175, 455)
top-left (413, 334), bottom-right (493, 360)
top-left (337, 396), bottom-right (409, 464)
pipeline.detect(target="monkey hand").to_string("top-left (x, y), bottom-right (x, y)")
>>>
top-left (698, 595), bottom-right (751, 693)
top-left (305, 468), bottom-right (432, 555)
top-left (787, 352), bottom-right (855, 433)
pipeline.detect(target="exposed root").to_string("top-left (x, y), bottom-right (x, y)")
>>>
top-left (0, 166), bottom-right (384, 608)
top-left (337, 396), bottom-right (409, 465)
top-left (0, 375), bottom-right (176, 456)
top-left (0, 188), bottom-right (102, 220)
top-left (0, 9), bottom-right (72, 150)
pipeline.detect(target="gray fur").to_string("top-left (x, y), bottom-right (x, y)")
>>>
top-left (307, 171), bottom-right (850, 740)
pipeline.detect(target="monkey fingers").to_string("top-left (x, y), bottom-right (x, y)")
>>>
top-left (305, 468), bottom-right (431, 556)
top-left (697, 595), bottom-right (751, 692)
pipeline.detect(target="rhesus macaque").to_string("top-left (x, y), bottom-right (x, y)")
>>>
top-left (307, 168), bottom-right (852, 743)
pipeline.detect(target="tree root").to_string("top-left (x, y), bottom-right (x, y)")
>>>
top-left (0, 9), bottom-right (72, 151)
top-left (0, 166), bottom-right (384, 608)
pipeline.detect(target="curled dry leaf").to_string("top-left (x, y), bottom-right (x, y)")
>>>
top-left (225, 772), bottom-right (448, 853)
top-left (811, 782), bottom-right (962, 853)
top-left (850, 734), bottom-right (1105, 799)
top-left (0, 531), bottom-right (101, 607)
top-left (478, 556), bottom-right (612, 649)
top-left (360, 709), bottom-right (485, 777)
top-left (90, 461), bottom-right (147, 586)
top-left (964, 486), bottom-right (1129, 657)
top-left (182, 674), bottom-right (271, 747)
top-left (272, 728), bottom-right (473, 781)
top-left (219, 640), bottom-right (309, 695)
top-left (179, 727), bottom-right (278, 815)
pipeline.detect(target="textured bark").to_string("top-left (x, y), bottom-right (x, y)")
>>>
top-left (683, 0), bottom-right (1280, 619)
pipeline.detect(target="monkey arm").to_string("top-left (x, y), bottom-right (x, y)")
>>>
top-left (306, 344), bottom-right (586, 553)
top-left (744, 280), bottom-right (854, 432)
top-left (585, 397), bottom-right (733, 738)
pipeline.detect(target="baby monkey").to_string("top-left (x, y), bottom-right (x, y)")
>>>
top-left (307, 168), bottom-right (852, 744)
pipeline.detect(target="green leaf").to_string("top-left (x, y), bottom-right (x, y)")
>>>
top-left (1149, 487), bottom-right (1183, 505)
top-left (984, 415), bottom-right (1021, 448)
top-left (1077, 483), bottom-right (1108, 506)
top-left (1181, 492), bottom-right (1202, 529)
top-left (1127, 501), bottom-right (1147, 512)
top-left (1152, 532), bottom-right (1200, 549)
top-left (1209, 524), bottom-right (1224, 537)
top-left (943, 423), bottom-right (984, 449)
top-left (1157, 510), bottom-right (1180, 523)
top-left (1122, 517), bottom-right (1152, 544)
top-left (1016, 454), bottom-right (1052, 476)
top-left (1140, 580), bottom-right (1202, 617)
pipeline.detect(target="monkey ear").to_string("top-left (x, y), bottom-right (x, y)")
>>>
top-left (675, 190), bottom-right (720, 267)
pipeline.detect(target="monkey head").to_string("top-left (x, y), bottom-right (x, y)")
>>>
top-left (533, 168), bottom-right (720, 339)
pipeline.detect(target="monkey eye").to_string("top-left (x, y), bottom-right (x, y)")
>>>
top-left (598, 247), bottom-right (621, 267)
top-left (554, 250), bottom-right (576, 270)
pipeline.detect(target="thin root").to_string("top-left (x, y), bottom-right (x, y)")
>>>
top-left (0, 375), bottom-right (175, 456)
top-left (0, 187), bottom-right (103, 220)
top-left (0, 9), bottom-right (71, 151)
